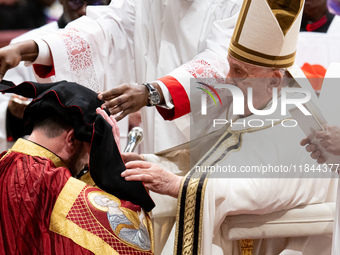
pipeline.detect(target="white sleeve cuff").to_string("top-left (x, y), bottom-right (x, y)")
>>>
top-left (155, 80), bottom-right (174, 109)
top-left (24, 38), bottom-right (53, 67)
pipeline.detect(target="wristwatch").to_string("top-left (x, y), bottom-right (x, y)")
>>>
top-left (143, 83), bottom-right (161, 106)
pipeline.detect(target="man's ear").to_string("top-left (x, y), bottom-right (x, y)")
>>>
top-left (267, 70), bottom-right (284, 93)
top-left (65, 128), bottom-right (76, 151)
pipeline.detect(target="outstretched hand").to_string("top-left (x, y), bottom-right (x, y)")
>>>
top-left (0, 45), bottom-right (22, 81)
top-left (122, 161), bottom-right (182, 198)
top-left (0, 40), bottom-right (38, 81)
top-left (300, 125), bottom-right (340, 164)
top-left (314, 125), bottom-right (340, 156)
top-left (300, 137), bottom-right (325, 164)
top-left (98, 83), bottom-right (148, 121)
top-left (96, 108), bottom-right (121, 152)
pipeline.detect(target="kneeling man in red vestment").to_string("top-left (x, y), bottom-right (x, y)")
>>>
top-left (0, 80), bottom-right (155, 255)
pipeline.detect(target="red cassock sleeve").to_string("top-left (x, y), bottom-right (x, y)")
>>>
top-left (156, 75), bottom-right (191, 120)
top-left (33, 64), bottom-right (56, 78)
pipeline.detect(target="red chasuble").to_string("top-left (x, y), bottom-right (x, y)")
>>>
top-left (0, 139), bottom-right (154, 255)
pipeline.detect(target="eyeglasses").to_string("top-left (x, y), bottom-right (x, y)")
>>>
top-left (68, 0), bottom-right (110, 10)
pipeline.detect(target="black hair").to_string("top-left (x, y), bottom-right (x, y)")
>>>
top-left (32, 109), bottom-right (73, 138)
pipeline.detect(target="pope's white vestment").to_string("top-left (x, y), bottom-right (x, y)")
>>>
top-left (147, 96), bottom-right (334, 255)
top-left (197, 117), bottom-right (332, 254)
top-left (319, 63), bottom-right (340, 255)
top-left (32, 0), bottom-right (241, 153)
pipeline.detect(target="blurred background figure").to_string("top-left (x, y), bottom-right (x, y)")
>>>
top-left (300, 0), bottom-right (335, 33)
top-left (0, 0), bottom-right (56, 30)
top-left (328, 0), bottom-right (340, 15)
top-left (0, 0), bottom-right (110, 152)
top-left (295, 0), bottom-right (340, 94)
top-left (6, 0), bottom-right (110, 83)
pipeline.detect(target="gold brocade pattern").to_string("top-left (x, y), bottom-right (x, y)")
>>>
top-left (240, 239), bottom-right (254, 255)
top-left (8, 138), bottom-right (68, 168)
top-left (182, 175), bottom-right (200, 255)
top-left (175, 125), bottom-right (244, 255)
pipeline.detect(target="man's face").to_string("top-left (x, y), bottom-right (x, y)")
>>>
top-left (303, 0), bottom-right (327, 21)
top-left (304, 0), bottom-right (327, 10)
top-left (226, 55), bottom-right (279, 117)
top-left (61, 0), bottom-right (110, 24)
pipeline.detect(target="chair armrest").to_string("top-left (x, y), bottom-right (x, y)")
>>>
top-left (222, 202), bottom-right (335, 240)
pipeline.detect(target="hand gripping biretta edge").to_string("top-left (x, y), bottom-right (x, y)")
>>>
top-left (0, 79), bottom-right (155, 212)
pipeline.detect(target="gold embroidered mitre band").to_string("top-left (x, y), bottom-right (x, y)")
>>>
top-left (228, 0), bottom-right (304, 68)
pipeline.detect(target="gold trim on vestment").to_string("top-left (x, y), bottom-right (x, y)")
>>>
top-left (231, 41), bottom-right (296, 61)
top-left (240, 239), bottom-right (254, 255)
top-left (182, 173), bottom-right (201, 255)
top-left (79, 171), bottom-right (97, 187)
top-left (7, 138), bottom-right (68, 168)
top-left (233, 118), bottom-right (288, 134)
top-left (233, 0), bottom-right (252, 43)
top-left (228, 44), bottom-right (295, 68)
top-left (174, 171), bottom-right (186, 255)
top-left (174, 123), bottom-right (243, 255)
top-left (77, 171), bottom-right (154, 251)
top-left (175, 117), bottom-right (288, 254)
top-left (146, 212), bottom-right (155, 253)
top-left (198, 171), bottom-right (209, 255)
top-left (50, 177), bottom-right (120, 255)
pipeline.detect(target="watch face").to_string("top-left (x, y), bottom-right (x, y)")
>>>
top-left (150, 91), bottom-right (161, 105)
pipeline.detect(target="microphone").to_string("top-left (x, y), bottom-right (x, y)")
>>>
top-left (124, 127), bottom-right (144, 153)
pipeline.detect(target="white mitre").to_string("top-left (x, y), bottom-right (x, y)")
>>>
top-left (228, 0), bottom-right (305, 69)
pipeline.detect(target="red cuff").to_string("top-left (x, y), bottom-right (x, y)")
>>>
top-left (156, 75), bottom-right (190, 120)
top-left (33, 64), bottom-right (55, 78)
